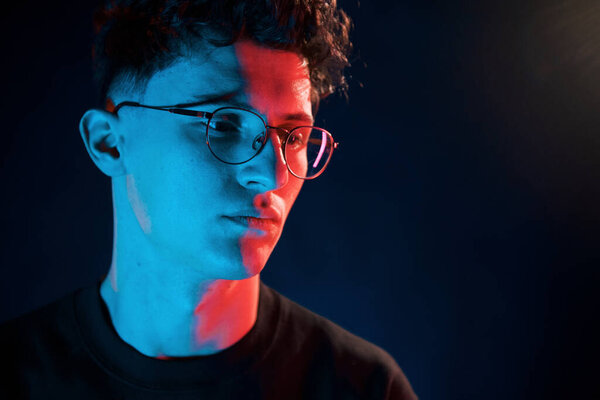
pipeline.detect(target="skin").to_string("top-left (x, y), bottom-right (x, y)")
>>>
top-left (79, 40), bottom-right (313, 357)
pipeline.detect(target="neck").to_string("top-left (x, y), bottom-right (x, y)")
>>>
top-left (100, 262), bottom-right (260, 358)
top-left (101, 185), bottom-right (260, 358)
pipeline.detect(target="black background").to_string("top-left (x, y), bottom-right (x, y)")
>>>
top-left (1, 0), bottom-right (599, 399)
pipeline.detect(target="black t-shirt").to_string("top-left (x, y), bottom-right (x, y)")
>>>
top-left (1, 280), bottom-right (417, 399)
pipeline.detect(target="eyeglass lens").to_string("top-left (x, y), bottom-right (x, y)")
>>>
top-left (206, 108), bottom-right (333, 179)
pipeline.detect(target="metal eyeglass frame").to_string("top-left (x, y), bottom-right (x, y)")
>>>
top-left (108, 100), bottom-right (339, 180)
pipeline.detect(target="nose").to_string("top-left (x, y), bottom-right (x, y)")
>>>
top-left (235, 128), bottom-right (289, 191)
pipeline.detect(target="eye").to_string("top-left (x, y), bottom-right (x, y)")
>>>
top-left (287, 131), bottom-right (306, 149)
top-left (209, 116), bottom-right (242, 135)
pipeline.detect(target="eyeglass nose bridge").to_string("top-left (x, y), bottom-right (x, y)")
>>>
top-left (263, 125), bottom-right (293, 157)
top-left (241, 125), bottom-right (292, 183)
top-left (265, 125), bottom-right (291, 142)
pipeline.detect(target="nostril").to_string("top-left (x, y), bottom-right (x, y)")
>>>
top-left (254, 195), bottom-right (269, 208)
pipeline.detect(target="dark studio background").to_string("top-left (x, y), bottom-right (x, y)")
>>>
top-left (1, 0), bottom-right (599, 398)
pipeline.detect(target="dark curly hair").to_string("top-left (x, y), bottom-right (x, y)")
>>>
top-left (92, 0), bottom-right (352, 108)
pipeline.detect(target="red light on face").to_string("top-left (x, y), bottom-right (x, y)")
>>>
top-left (233, 41), bottom-right (311, 277)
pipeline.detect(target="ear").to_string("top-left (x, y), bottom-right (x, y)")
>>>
top-left (79, 109), bottom-right (127, 177)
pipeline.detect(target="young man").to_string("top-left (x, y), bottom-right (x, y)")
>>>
top-left (1, 0), bottom-right (417, 398)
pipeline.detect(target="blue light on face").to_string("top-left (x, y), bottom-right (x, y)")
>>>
top-left (102, 40), bottom-right (310, 281)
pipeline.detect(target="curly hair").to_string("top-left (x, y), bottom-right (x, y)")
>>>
top-left (92, 0), bottom-right (353, 107)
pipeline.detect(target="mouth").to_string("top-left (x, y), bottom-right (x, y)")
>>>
top-left (224, 216), bottom-right (279, 232)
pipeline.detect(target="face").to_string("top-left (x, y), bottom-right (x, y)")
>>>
top-left (114, 40), bottom-right (312, 279)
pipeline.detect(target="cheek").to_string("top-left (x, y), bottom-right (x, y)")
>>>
top-left (124, 124), bottom-right (228, 229)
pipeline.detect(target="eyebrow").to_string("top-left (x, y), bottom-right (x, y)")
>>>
top-left (177, 91), bottom-right (313, 124)
top-left (280, 112), bottom-right (314, 124)
top-left (171, 90), bottom-right (242, 108)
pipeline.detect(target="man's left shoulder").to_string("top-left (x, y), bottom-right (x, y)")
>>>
top-left (268, 287), bottom-right (418, 399)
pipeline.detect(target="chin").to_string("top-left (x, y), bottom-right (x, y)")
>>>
top-left (239, 232), bottom-right (277, 277)
top-left (240, 248), bottom-right (271, 277)
top-left (214, 252), bottom-right (266, 280)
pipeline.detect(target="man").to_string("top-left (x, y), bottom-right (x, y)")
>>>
top-left (1, 0), bottom-right (417, 398)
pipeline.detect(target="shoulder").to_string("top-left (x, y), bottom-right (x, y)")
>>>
top-left (263, 285), bottom-right (418, 400)
top-left (0, 288), bottom-right (83, 371)
top-left (0, 289), bottom-right (79, 338)
top-left (0, 290), bottom-right (82, 395)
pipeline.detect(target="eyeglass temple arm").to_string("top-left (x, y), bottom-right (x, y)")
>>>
top-left (306, 136), bottom-right (339, 150)
top-left (109, 100), bottom-right (211, 118)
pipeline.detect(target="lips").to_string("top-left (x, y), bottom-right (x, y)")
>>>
top-left (223, 202), bottom-right (283, 233)
top-left (224, 215), bottom-right (279, 233)
top-left (227, 205), bottom-right (281, 220)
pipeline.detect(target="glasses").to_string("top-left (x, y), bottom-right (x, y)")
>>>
top-left (109, 100), bottom-right (339, 180)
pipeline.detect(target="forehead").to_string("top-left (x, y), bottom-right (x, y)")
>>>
top-left (141, 40), bottom-right (312, 118)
